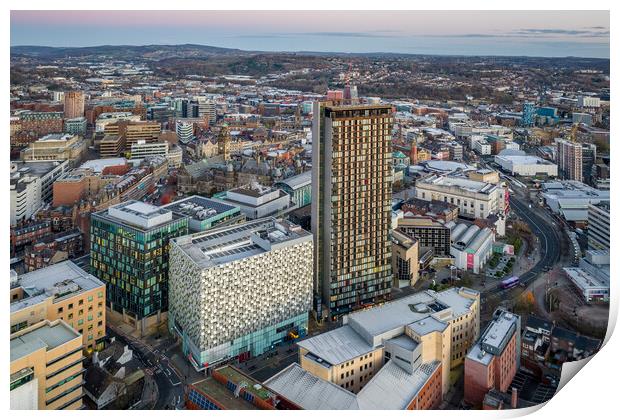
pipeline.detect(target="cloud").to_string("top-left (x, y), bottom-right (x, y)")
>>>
top-left (426, 28), bottom-right (609, 40)
top-left (231, 31), bottom-right (400, 39)
top-left (513, 28), bottom-right (609, 37)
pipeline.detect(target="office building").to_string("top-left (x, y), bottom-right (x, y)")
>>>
top-left (129, 140), bottom-right (169, 160)
top-left (521, 102), bottom-right (535, 127)
top-left (572, 112), bottom-right (593, 126)
top-left (415, 174), bottom-right (505, 220)
top-left (168, 218), bottom-right (313, 371)
top-left (20, 134), bottom-right (86, 163)
top-left (581, 143), bottom-right (597, 185)
top-left (397, 217), bottom-right (451, 256)
top-left (162, 195), bottom-right (244, 232)
top-left (176, 120), bottom-right (195, 144)
top-left (196, 98), bottom-right (217, 125)
top-left (10, 160), bottom-right (70, 225)
top-left (95, 112), bottom-right (141, 133)
top-left (312, 103), bottom-right (394, 317)
top-left (577, 95), bottom-right (600, 108)
top-left (556, 138), bottom-right (583, 182)
top-left (64, 117), bottom-right (87, 136)
top-left (587, 202), bottom-right (610, 250)
top-left (64, 91), bottom-right (85, 119)
top-left (51, 91), bottom-right (65, 102)
top-left (90, 201), bottom-right (189, 335)
top-left (166, 145), bottom-right (183, 168)
top-left (464, 309), bottom-right (520, 408)
top-left (213, 183), bottom-right (290, 220)
top-left (18, 111), bottom-right (64, 137)
top-left (10, 319), bottom-right (85, 410)
top-left (104, 120), bottom-right (161, 149)
top-left (98, 134), bottom-right (125, 157)
top-left (294, 287), bottom-right (480, 397)
top-left (10, 261), bottom-right (106, 352)
top-left (391, 230), bottom-right (420, 287)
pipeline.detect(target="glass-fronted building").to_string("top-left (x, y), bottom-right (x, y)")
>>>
top-left (274, 170), bottom-right (312, 209)
top-left (90, 200), bottom-right (188, 334)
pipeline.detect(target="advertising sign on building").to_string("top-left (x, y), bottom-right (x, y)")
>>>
top-left (467, 253), bottom-right (474, 270)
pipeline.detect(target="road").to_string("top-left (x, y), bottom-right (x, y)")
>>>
top-left (482, 188), bottom-right (562, 304)
top-left (107, 325), bottom-right (184, 410)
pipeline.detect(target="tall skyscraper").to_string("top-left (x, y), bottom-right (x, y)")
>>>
top-left (556, 138), bottom-right (583, 182)
top-left (581, 142), bottom-right (597, 185)
top-left (312, 102), bottom-right (394, 318)
top-left (63, 91), bottom-right (85, 119)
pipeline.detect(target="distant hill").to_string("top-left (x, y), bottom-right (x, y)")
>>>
top-left (10, 44), bottom-right (248, 60)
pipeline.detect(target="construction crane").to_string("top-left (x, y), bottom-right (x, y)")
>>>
top-left (570, 124), bottom-right (579, 142)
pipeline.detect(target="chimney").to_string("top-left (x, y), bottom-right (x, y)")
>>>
top-left (511, 387), bottom-right (518, 409)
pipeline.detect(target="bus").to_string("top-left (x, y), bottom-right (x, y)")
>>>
top-left (500, 276), bottom-right (520, 290)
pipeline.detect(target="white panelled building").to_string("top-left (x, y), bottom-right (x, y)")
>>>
top-left (447, 222), bottom-right (495, 274)
top-left (168, 218), bottom-right (313, 371)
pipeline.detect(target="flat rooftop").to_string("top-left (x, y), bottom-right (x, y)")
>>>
top-left (172, 217), bottom-right (311, 268)
top-left (564, 267), bottom-right (609, 290)
top-left (80, 157), bottom-right (127, 173)
top-left (466, 342), bottom-right (494, 366)
top-left (191, 378), bottom-right (255, 410)
top-left (11, 260), bottom-right (104, 313)
top-left (96, 200), bottom-right (183, 230)
top-left (496, 155), bottom-right (556, 166)
top-left (11, 321), bottom-right (80, 362)
top-left (418, 174), bottom-right (497, 194)
top-left (38, 133), bottom-right (76, 142)
top-left (479, 311), bottom-right (518, 355)
top-left (11, 160), bottom-right (66, 177)
top-left (162, 195), bottom-right (238, 221)
top-left (299, 288), bottom-right (478, 363)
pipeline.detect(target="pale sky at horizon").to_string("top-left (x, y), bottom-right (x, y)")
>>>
top-left (10, 10), bottom-right (610, 58)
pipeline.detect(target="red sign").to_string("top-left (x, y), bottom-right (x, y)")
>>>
top-left (467, 253), bottom-right (474, 270)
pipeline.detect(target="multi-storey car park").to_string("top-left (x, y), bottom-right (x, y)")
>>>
top-left (168, 217), bottom-right (313, 372)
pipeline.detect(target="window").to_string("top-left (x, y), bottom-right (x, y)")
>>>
top-left (78, 299), bottom-right (83, 305)
top-left (68, 303), bottom-right (73, 310)
top-left (88, 296), bottom-right (93, 302)
top-left (57, 307), bottom-right (63, 314)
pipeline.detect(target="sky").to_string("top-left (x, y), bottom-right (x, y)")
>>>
top-left (10, 10), bottom-right (610, 58)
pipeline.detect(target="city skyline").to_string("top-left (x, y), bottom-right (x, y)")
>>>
top-left (11, 10), bottom-right (610, 58)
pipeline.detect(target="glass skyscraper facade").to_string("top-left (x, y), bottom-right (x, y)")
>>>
top-left (90, 201), bottom-right (188, 322)
top-left (312, 103), bottom-right (394, 318)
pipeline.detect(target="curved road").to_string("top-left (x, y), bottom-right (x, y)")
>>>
top-left (483, 195), bottom-right (562, 301)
